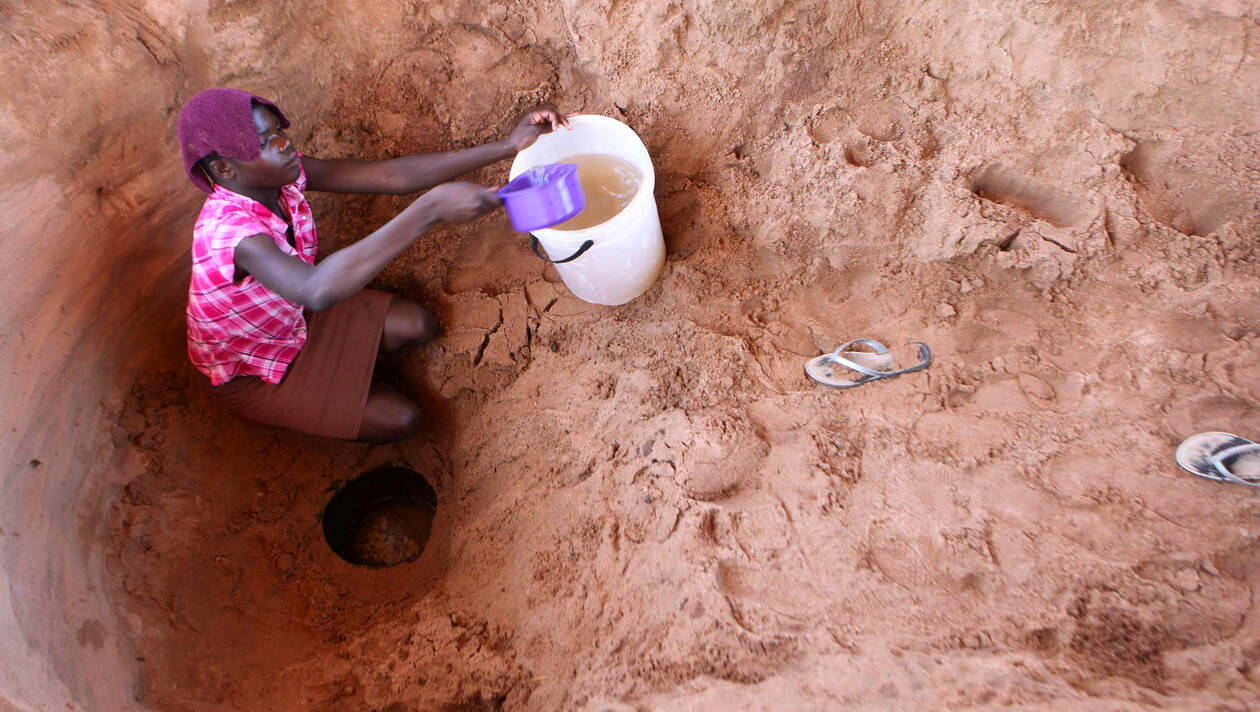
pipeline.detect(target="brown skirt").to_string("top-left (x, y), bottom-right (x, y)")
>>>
top-left (208, 289), bottom-right (394, 439)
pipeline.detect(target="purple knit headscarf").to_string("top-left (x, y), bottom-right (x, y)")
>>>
top-left (177, 88), bottom-right (291, 194)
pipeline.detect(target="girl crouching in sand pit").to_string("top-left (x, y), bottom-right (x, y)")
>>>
top-left (177, 88), bottom-right (570, 442)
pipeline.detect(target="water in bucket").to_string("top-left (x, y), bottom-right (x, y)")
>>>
top-left (551, 154), bottom-right (642, 231)
top-left (510, 115), bottom-right (665, 306)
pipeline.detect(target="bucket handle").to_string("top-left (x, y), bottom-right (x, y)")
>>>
top-left (530, 235), bottom-right (593, 264)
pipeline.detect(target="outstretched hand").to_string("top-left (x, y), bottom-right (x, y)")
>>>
top-left (507, 107), bottom-right (577, 152)
top-left (425, 182), bottom-right (502, 224)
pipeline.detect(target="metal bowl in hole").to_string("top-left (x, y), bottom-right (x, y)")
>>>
top-left (322, 465), bottom-right (437, 568)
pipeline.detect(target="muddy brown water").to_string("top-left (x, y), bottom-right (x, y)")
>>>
top-left (551, 153), bottom-right (642, 231)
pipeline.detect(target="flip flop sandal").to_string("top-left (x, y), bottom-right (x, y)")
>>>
top-left (1175, 431), bottom-right (1260, 487)
top-left (805, 338), bottom-right (932, 388)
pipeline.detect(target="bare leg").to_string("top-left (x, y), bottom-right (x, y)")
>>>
top-left (362, 298), bottom-right (433, 442)
top-left (356, 382), bottom-right (422, 443)
top-left (381, 298), bottom-right (437, 353)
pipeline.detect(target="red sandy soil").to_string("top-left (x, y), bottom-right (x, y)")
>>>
top-left (3, 1), bottom-right (1260, 710)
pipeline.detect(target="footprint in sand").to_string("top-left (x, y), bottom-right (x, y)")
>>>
top-left (853, 101), bottom-right (905, 143)
top-left (1041, 454), bottom-right (1116, 501)
top-left (844, 140), bottom-right (875, 167)
top-left (1017, 373), bottom-right (1057, 408)
top-left (950, 321), bottom-right (1011, 362)
top-left (676, 411), bottom-right (768, 502)
top-left (1157, 313), bottom-right (1228, 354)
top-left (1164, 395), bottom-right (1260, 440)
top-left (969, 164), bottom-right (1085, 228)
top-left (1206, 341), bottom-right (1260, 403)
top-left (716, 561), bottom-right (811, 635)
top-left (1120, 139), bottom-right (1247, 236)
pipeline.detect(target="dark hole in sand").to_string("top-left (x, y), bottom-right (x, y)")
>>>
top-left (322, 465), bottom-right (437, 568)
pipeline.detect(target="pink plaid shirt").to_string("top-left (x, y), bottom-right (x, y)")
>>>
top-left (187, 161), bottom-right (318, 385)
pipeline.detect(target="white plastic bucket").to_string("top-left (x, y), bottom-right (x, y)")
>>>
top-left (509, 115), bottom-right (665, 306)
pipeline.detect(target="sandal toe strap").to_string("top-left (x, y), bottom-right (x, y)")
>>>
top-left (1211, 443), bottom-right (1260, 486)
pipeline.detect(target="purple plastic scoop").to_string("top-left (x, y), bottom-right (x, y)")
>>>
top-left (497, 163), bottom-right (585, 232)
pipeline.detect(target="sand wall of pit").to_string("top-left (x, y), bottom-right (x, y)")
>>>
top-left (0, 3), bottom-right (355, 708)
top-left (2, 0), bottom-right (1259, 709)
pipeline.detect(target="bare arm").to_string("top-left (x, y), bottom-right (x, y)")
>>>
top-left (234, 183), bottom-right (501, 311)
top-left (301, 107), bottom-right (574, 195)
top-left (301, 142), bottom-right (514, 195)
